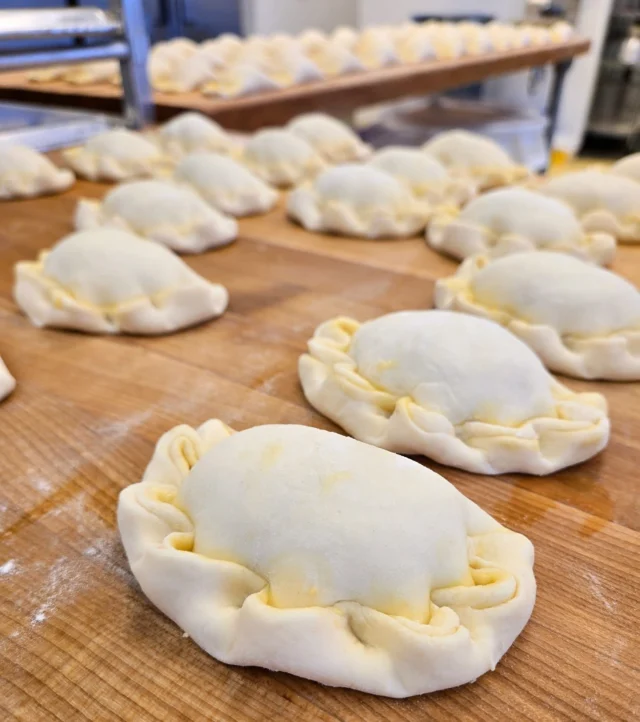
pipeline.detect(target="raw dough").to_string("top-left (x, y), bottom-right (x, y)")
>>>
top-left (27, 65), bottom-right (67, 83)
top-left (155, 112), bottom-right (238, 159)
top-left (354, 28), bottom-right (399, 68)
top-left (0, 356), bottom-right (15, 401)
top-left (263, 47), bottom-right (324, 86)
top-left (331, 26), bottom-right (358, 50)
top-left (287, 113), bottom-right (371, 163)
top-left (396, 26), bottom-right (437, 63)
top-left (307, 42), bottom-right (364, 77)
top-left (424, 22), bottom-right (465, 60)
top-left (175, 153), bottom-right (278, 217)
top-left (369, 147), bottom-right (476, 205)
top-left (242, 128), bottom-right (325, 188)
top-left (0, 144), bottom-right (75, 200)
top-left (118, 419), bottom-right (536, 697)
top-left (435, 252), bottom-right (640, 380)
top-left (299, 310), bottom-right (609, 474)
top-left (74, 180), bottom-right (238, 253)
top-left (201, 63), bottom-right (281, 98)
top-left (540, 169), bottom-right (640, 243)
top-left (14, 229), bottom-right (228, 335)
top-left (426, 187), bottom-right (616, 264)
top-left (150, 50), bottom-right (216, 93)
top-left (64, 60), bottom-right (121, 86)
top-left (62, 129), bottom-right (169, 182)
top-left (422, 130), bottom-right (530, 190)
top-left (611, 153), bottom-right (640, 184)
top-left (288, 164), bottom-right (431, 238)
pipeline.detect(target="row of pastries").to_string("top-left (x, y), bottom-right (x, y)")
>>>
top-left (26, 19), bottom-right (574, 97)
top-left (0, 107), bottom-right (639, 699)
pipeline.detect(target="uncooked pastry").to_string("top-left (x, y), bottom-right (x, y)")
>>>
top-left (299, 310), bottom-right (609, 474)
top-left (610, 153), bottom-right (640, 184)
top-left (298, 29), bottom-right (329, 53)
top-left (287, 164), bottom-right (432, 239)
top-left (201, 63), bottom-right (281, 98)
top-left (0, 144), bottom-right (75, 200)
top-left (422, 130), bottom-right (530, 190)
top-left (242, 128), bottom-right (325, 188)
top-left (369, 147), bottom-right (476, 206)
top-left (174, 152), bottom-right (278, 217)
top-left (74, 180), bottom-right (238, 253)
top-left (540, 169), bottom-right (640, 243)
top-left (150, 51), bottom-right (215, 93)
top-left (27, 65), bottom-right (67, 83)
top-left (264, 48), bottom-right (324, 86)
top-left (458, 22), bottom-right (493, 55)
top-left (331, 26), bottom-right (358, 50)
top-left (307, 42), bottom-right (364, 77)
top-left (354, 28), bottom-right (399, 68)
top-left (435, 252), bottom-right (640, 380)
top-left (0, 356), bottom-right (15, 401)
top-left (62, 129), bottom-right (169, 182)
top-left (155, 112), bottom-right (237, 159)
top-left (118, 418), bottom-right (536, 697)
top-left (396, 27), bottom-right (437, 63)
top-left (287, 112), bottom-right (371, 163)
top-left (424, 22), bottom-right (465, 60)
top-left (426, 187), bottom-right (616, 264)
top-left (64, 60), bottom-right (121, 86)
top-left (14, 229), bottom-right (228, 335)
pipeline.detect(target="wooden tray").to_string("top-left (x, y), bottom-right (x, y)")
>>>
top-left (0, 39), bottom-right (589, 129)
top-left (0, 178), bottom-right (638, 721)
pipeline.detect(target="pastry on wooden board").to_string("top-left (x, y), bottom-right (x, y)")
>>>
top-left (174, 152), bottom-right (278, 217)
top-left (62, 129), bottom-right (170, 183)
top-left (118, 419), bottom-right (536, 697)
top-left (242, 128), bottom-right (325, 188)
top-left (426, 187), bottom-right (616, 264)
top-left (0, 144), bottom-right (74, 200)
top-left (435, 251), bottom-right (640, 380)
top-left (369, 146), bottom-right (476, 206)
top-left (299, 310), bottom-right (609, 475)
top-left (154, 112), bottom-right (238, 159)
top-left (540, 169), bottom-right (640, 243)
top-left (287, 164), bottom-right (431, 238)
top-left (422, 130), bottom-right (530, 190)
top-left (611, 152), bottom-right (640, 183)
top-left (287, 112), bottom-right (371, 163)
top-left (14, 229), bottom-right (228, 335)
top-left (0, 356), bottom-right (15, 401)
top-left (75, 180), bottom-right (237, 254)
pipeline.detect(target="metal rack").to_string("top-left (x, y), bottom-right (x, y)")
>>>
top-left (0, 2), bottom-right (153, 150)
top-left (587, 0), bottom-right (640, 144)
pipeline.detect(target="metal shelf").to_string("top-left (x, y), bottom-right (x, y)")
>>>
top-left (0, 9), bottom-right (121, 42)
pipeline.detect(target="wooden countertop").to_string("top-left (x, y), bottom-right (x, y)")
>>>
top-left (0, 179), bottom-right (638, 721)
top-left (0, 39), bottom-right (589, 129)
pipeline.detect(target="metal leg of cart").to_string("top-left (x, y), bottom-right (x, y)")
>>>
top-left (111, 0), bottom-right (153, 128)
top-left (546, 59), bottom-right (572, 150)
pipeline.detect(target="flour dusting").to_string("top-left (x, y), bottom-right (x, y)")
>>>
top-left (585, 571), bottom-right (616, 614)
top-left (0, 559), bottom-right (16, 576)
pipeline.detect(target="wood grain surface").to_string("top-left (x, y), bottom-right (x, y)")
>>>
top-left (1, 177), bottom-right (639, 721)
top-left (0, 39), bottom-right (589, 129)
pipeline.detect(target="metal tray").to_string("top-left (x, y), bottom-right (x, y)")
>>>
top-left (0, 8), bottom-right (121, 42)
top-left (0, 101), bottom-right (113, 151)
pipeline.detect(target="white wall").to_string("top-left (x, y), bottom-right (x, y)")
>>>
top-left (240, 0), bottom-right (357, 36)
top-left (357, 0), bottom-right (526, 26)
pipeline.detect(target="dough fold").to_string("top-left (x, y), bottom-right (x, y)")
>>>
top-left (299, 312), bottom-right (609, 475)
top-left (118, 420), bottom-right (536, 697)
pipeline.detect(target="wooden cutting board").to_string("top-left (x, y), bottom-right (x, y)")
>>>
top-left (0, 179), bottom-right (638, 721)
